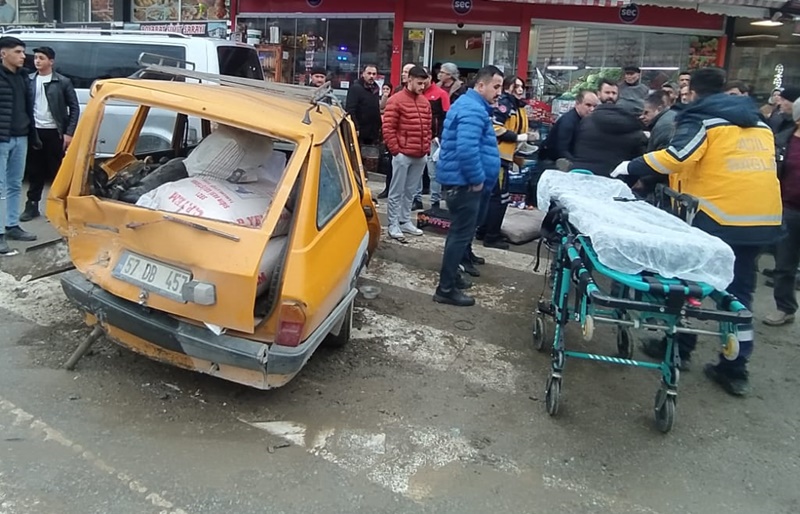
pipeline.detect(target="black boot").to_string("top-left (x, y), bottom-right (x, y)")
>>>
top-left (0, 234), bottom-right (10, 255)
top-left (468, 250), bottom-right (485, 265)
top-left (433, 288), bottom-right (475, 307)
top-left (483, 237), bottom-right (509, 250)
top-left (460, 260), bottom-right (480, 277)
top-left (19, 201), bottom-right (40, 222)
top-left (703, 363), bottom-right (749, 396)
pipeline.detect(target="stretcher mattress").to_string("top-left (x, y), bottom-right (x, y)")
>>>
top-left (537, 170), bottom-right (735, 291)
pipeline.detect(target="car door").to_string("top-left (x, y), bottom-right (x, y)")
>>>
top-left (340, 116), bottom-right (381, 257)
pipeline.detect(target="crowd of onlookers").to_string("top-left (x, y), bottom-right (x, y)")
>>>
top-left (339, 56), bottom-right (800, 398)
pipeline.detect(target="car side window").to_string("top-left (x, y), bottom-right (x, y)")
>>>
top-left (317, 133), bottom-right (353, 228)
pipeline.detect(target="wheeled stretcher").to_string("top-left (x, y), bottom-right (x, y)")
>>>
top-left (533, 170), bottom-right (753, 433)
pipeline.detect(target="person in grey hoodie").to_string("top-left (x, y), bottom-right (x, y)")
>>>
top-left (618, 65), bottom-right (649, 112)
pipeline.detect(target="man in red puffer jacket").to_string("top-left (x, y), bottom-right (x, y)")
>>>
top-left (382, 65), bottom-right (433, 241)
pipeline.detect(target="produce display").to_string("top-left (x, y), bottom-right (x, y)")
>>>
top-left (569, 68), bottom-right (623, 96)
top-left (687, 36), bottom-right (719, 70)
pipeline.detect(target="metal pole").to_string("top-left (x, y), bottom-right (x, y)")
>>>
top-left (64, 326), bottom-right (104, 371)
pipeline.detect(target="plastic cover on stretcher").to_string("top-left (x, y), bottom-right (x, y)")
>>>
top-left (536, 170), bottom-right (735, 292)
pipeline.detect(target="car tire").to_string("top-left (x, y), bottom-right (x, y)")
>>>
top-left (324, 299), bottom-right (353, 348)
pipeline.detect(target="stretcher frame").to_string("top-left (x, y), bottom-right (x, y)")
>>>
top-left (533, 178), bottom-right (752, 433)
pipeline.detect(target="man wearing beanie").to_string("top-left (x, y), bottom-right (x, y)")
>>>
top-left (764, 98), bottom-right (800, 327)
top-left (770, 86), bottom-right (800, 134)
top-left (308, 67), bottom-right (327, 87)
top-left (611, 67), bottom-right (782, 396)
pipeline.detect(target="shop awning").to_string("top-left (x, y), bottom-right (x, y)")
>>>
top-left (491, 0), bottom-right (789, 18)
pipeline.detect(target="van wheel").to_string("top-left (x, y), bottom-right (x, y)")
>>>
top-left (325, 300), bottom-right (353, 348)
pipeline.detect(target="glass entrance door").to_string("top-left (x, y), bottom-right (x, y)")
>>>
top-left (483, 30), bottom-right (520, 78)
top-left (402, 27), bottom-right (434, 70)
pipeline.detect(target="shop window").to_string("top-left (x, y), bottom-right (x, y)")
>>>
top-left (729, 46), bottom-right (800, 102)
top-left (294, 18), bottom-right (328, 86)
top-left (317, 133), bottom-right (353, 228)
top-left (327, 19), bottom-right (361, 89)
top-left (528, 24), bottom-right (691, 103)
top-left (361, 19), bottom-right (394, 81)
top-left (62, 0), bottom-right (89, 22)
top-left (239, 17), bottom-right (393, 89)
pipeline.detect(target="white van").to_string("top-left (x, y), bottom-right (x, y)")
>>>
top-left (7, 29), bottom-right (264, 155)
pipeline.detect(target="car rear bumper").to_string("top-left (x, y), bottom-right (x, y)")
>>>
top-left (60, 270), bottom-right (354, 389)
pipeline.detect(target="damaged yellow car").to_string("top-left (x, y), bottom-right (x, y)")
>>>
top-left (48, 62), bottom-right (381, 389)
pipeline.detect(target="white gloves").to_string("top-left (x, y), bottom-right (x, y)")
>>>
top-left (610, 161), bottom-right (630, 178)
top-left (516, 133), bottom-right (529, 142)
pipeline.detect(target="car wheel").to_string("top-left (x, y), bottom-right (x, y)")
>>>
top-left (324, 299), bottom-right (353, 348)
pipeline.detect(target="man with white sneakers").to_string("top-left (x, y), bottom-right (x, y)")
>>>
top-left (382, 65), bottom-right (432, 241)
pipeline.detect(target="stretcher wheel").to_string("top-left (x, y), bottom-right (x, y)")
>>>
top-left (533, 315), bottom-right (547, 352)
top-left (722, 333), bottom-right (740, 361)
top-left (616, 327), bottom-right (634, 359)
top-left (582, 315), bottom-right (595, 342)
top-left (545, 376), bottom-right (561, 416)
top-left (654, 390), bottom-right (676, 433)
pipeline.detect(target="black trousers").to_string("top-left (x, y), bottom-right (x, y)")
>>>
top-left (774, 208), bottom-right (800, 315)
top-left (478, 163), bottom-right (511, 243)
top-left (25, 128), bottom-right (64, 203)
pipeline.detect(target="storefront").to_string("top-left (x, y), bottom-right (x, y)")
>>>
top-left (526, 4), bottom-right (725, 105)
top-left (235, 0), bottom-right (728, 98)
top-left (727, 15), bottom-right (800, 102)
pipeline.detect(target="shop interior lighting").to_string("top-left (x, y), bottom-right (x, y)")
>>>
top-left (736, 34), bottom-right (780, 40)
top-left (751, 12), bottom-right (784, 27)
top-left (547, 65), bottom-right (579, 71)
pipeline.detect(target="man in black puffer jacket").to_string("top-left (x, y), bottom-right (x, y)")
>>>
top-left (0, 36), bottom-right (39, 254)
top-left (345, 64), bottom-right (382, 146)
top-left (569, 102), bottom-right (647, 181)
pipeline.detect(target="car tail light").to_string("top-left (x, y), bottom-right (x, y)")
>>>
top-left (275, 301), bottom-right (306, 347)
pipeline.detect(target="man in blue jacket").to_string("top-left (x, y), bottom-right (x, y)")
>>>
top-left (434, 65), bottom-right (503, 307)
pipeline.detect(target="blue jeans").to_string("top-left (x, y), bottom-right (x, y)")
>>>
top-left (438, 186), bottom-right (482, 292)
top-left (414, 156), bottom-right (441, 204)
top-left (0, 136), bottom-right (28, 235)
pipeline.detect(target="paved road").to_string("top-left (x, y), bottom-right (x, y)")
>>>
top-left (0, 199), bottom-right (798, 514)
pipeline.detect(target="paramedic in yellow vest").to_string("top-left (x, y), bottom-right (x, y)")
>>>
top-left (611, 67), bottom-right (782, 397)
top-left (476, 76), bottom-right (530, 249)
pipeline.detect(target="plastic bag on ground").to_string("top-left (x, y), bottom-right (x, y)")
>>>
top-left (536, 169), bottom-right (735, 291)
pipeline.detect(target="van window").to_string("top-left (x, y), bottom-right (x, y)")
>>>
top-left (217, 46), bottom-right (263, 80)
top-left (24, 41), bottom-right (186, 89)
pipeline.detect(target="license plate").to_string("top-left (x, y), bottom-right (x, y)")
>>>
top-left (112, 251), bottom-right (191, 302)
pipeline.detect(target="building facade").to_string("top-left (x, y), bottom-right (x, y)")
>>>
top-left (234, 0), bottom-right (733, 97)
